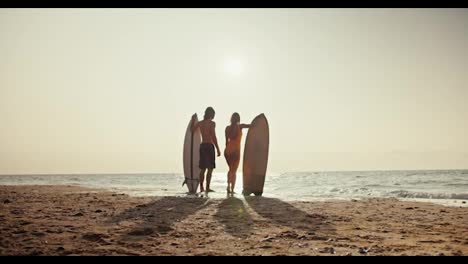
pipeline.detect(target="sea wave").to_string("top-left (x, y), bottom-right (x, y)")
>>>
top-left (443, 183), bottom-right (468, 187)
top-left (388, 190), bottom-right (468, 200)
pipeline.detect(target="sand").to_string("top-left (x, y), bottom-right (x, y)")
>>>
top-left (0, 185), bottom-right (467, 256)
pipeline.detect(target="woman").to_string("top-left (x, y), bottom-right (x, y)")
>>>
top-left (224, 113), bottom-right (251, 194)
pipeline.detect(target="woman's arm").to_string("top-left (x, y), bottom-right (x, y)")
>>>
top-left (240, 123), bottom-right (251, 129)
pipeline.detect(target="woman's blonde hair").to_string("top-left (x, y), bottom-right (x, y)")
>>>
top-left (230, 112), bottom-right (240, 124)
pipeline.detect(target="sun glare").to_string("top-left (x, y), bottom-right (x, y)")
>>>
top-left (224, 58), bottom-right (243, 77)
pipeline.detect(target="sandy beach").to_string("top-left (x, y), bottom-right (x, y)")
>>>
top-left (0, 185), bottom-right (467, 256)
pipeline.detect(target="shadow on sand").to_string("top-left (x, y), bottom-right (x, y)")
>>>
top-left (214, 196), bottom-right (253, 238)
top-left (107, 196), bottom-right (211, 239)
top-left (244, 196), bottom-right (335, 236)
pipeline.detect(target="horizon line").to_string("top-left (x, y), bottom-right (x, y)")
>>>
top-left (1, 168), bottom-right (468, 176)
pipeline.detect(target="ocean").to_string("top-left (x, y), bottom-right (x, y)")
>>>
top-left (1, 170), bottom-right (467, 207)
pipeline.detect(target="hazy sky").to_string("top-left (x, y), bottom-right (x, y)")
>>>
top-left (1, 8), bottom-right (467, 174)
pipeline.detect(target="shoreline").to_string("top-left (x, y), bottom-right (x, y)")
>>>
top-left (1, 185), bottom-right (467, 256)
top-left (1, 182), bottom-right (467, 208)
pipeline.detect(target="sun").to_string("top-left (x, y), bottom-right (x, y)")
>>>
top-left (224, 58), bottom-right (243, 77)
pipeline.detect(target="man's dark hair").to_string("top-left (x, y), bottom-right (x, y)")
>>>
top-left (204, 107), bottom-right (215, 120)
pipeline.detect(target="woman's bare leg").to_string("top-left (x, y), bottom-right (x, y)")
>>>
top-left (231, 159), bottom-right (240, 193)
top-left (231, 172), bottom-right (236, 193)
top-left (227, 169), bottom-right (232, 193)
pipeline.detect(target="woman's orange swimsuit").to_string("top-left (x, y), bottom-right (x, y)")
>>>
top-left (224, 125), bottom-right (242, 175)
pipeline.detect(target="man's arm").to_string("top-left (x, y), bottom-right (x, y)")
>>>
top-left (211, 122), bottom-right (221, 157)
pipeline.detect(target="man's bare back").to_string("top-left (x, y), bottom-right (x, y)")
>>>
top-left (197, 119), bottom-right (216, 144)
top-left (192, 115), bottom-right (221, 157)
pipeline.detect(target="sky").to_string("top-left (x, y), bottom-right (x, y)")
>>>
top-left (1, 8), bottom-right (467, 174)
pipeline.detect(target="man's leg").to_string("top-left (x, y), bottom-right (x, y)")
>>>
top-left (206, 168), bottom-right (214, 192)
top-left (199, 168), bottom-right (206, 192)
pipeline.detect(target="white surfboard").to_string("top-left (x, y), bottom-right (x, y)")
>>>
top-left (242, 113), bottom-right (269, 196)
top-left (183, 114), bottom-right (201, 193)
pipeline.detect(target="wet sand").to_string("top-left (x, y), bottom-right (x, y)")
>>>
top-left (0, 185), bottom-right (467, 256)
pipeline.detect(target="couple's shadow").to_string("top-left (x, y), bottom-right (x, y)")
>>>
top-left (215, 196), bottom-right (333, 238)
top-left (108, 194), bottom-right (333, 240)
top-left (214, 196), bottom-right (253, 238)
top-left (107, 196), bottom-right (212, 239)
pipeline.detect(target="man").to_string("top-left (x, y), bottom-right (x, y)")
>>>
top-left (191, 107), bottom-right (221, 192)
